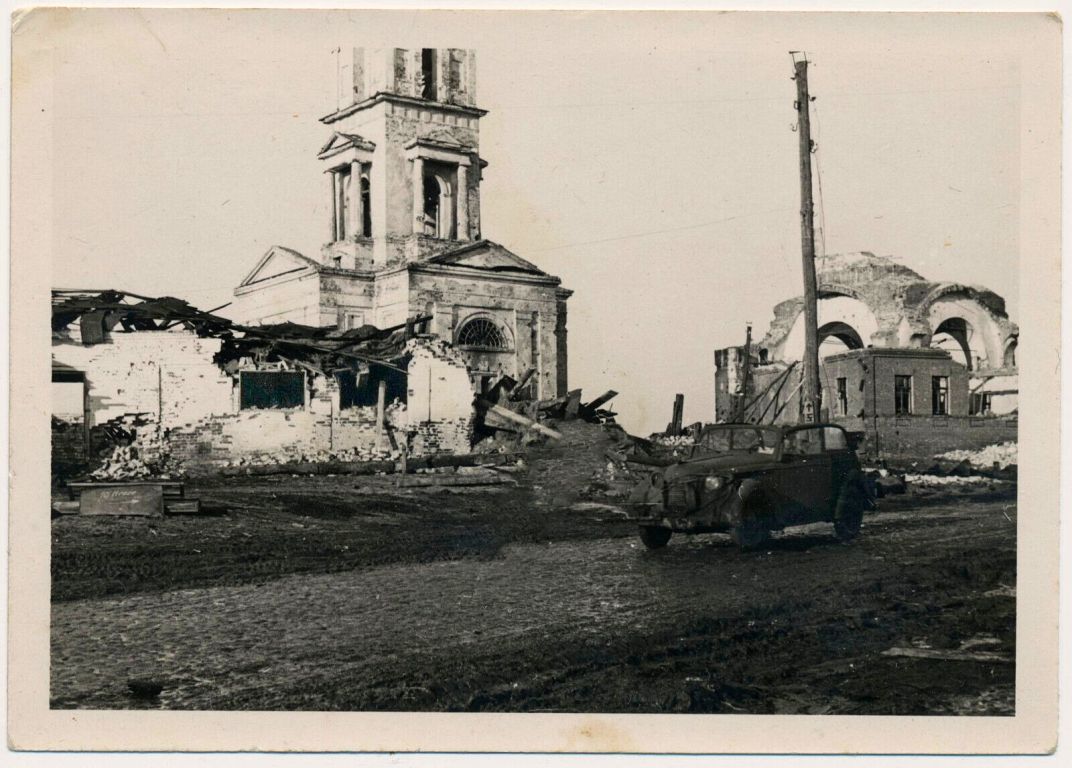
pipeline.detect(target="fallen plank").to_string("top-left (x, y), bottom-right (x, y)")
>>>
top-left (880, 647), bottom-right (1013, 664)
top-left (399, 473), bottom-right (516, 488)
top-left (165, 499), bottom-right (203, 516)
top-left (509, 368), bottom-right (537, 400)
top-left (479, 400), bottom-right (563, 440)
top-left (51, 500), bottom-right (81, 515)
top-left (581, 390), bottom-right (619, 412)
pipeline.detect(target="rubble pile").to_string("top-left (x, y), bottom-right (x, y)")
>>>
top-left (225, 445), bottom-right (403, 468)
top-left (89, 415), bottom-right (178, 481)
top-left (905, 473), bottom-right (1008, 488)
top-left (937, 441), bottom-right (1018, 469)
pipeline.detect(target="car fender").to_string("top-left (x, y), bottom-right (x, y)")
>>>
top-left (726, 476), bottom-right (766, 526)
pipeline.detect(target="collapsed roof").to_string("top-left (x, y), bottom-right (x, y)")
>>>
top-left (51, 289), bottom-right (431, 375)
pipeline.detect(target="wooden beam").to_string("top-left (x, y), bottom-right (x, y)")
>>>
top-left (478, 400), bottom-right (563, 439)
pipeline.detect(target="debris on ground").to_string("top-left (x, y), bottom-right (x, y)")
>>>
top-left (937, 441), bottom-right (1018, 470)
top-left (904, 473), bottom-right (1008, 488)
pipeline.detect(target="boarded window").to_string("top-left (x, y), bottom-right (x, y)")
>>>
top-left (240, 371), bottom-right (305, 410)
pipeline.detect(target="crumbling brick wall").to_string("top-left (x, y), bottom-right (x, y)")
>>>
top-left (403, 337), bottom-right (474, 454)
top-left (52, 329), bottom-right (477, 477)
top-left (838, 415), bottom-right (1018, 463)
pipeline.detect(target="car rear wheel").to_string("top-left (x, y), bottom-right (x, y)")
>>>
top-left (834, 481), bottom-right (866, 542)
top-left (639, 525), bottom-right (672, 549)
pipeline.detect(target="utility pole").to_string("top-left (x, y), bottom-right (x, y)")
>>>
top-left (792, 53), bottom-right (821, 424)
top-left (733, 323), bottom-right (753, 422)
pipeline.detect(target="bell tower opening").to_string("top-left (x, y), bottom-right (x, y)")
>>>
top-left (422, 167), bottom-right (455, 239)
top-left (421, 49), bottom-right (438, 100)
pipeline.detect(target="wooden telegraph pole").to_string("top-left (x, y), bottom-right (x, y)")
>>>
top-left (792, 53), bottom-right (821, 424)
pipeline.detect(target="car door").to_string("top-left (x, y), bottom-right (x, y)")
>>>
top-left (776, 426), bottom-right (833, 524)
top-left (824, 426), bottom-right (857, 502)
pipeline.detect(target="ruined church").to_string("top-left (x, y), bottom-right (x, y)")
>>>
top-left (233, 47), bottom-right (571, 399)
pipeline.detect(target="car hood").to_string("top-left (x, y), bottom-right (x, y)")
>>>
top-left (662, 452), bottom-right (779, 480)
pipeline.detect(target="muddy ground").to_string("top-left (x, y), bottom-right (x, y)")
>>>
top-left (51, 444), bottom-right (1016, 715)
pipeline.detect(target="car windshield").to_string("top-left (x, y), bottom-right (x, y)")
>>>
top-left (695, 426), bottom-right (781, 455)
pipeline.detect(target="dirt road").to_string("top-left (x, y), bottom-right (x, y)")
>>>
top-left (51, 488), bottom-right (1015, 714)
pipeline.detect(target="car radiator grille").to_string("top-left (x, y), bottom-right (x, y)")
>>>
top-left (666, 482), bottom-right (692, 511)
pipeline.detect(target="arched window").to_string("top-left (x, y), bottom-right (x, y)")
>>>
top-left (422, 171), bottom-right (454, 239)
top-left (457, 317), bottom-right (508, 350)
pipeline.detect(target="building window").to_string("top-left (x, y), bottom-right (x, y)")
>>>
top-left (457, 317), bottom-right (508, 350)
top-left (240, 371), bottom-right (305, 410)
top-left (338, 309), bottom-right (365, 331)
top-left (835, 377), bottom-right (848, 416)
top-left (932, 375), bottom-right (949, 416)
top-left (894, 375), bottom-right (913, 415)
top-left (336, 368), bottom-right (408, 410)
top-left (360, 175), bottom-right (372, 237)
top-left (970, 392), bottom-right (993, 416)
top-left (422, 168), bottom-right (455, 239)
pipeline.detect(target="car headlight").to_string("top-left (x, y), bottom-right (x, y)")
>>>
top-left (704, 475), bottom-right (725, 491)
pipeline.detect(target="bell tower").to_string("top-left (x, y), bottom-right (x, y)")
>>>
top-left (318, 47), bottom-right (487, 268)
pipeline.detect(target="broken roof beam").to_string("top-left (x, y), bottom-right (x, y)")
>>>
top-left (478, 400), bottom-right (563, 440)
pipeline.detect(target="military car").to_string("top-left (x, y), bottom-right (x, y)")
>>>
top-left (627, 423), bottom-right (874, 550)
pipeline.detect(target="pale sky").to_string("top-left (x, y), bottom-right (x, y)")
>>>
top-left (37, 9), bottom-right (1030, 434)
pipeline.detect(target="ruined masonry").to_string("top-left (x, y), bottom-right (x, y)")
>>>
top-left (714, 252), bottom-right (1018, 460)
top-left (52, 47), bottom-right (572, 479)
top-left (233, 47), bottom-right (571, 399)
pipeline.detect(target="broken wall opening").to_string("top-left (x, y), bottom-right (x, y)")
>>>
top-left (336, 365), bottom-right (408, 409)
top-left (239, 370), bottom-right (306, 410)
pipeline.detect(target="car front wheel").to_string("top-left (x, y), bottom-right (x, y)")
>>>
top-left (639, 525), bottom-right (672, 549)
top-left (834, 481), bottom-right (866, 542)
top-left (731, 515), bottom-right (770, 551)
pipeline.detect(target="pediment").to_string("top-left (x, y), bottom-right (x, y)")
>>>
top-left (237, 246), bottom-right (320, 288)
top-left (427, 241), bottom-right (547, 275)
top-left (318, 131), bottom-right (376, 160)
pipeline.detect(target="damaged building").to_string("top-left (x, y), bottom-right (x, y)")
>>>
top-left (714, 252), bottom-right (1018, 459)
top-left (51, 46), bottom-right (573, 480)
top-left (51, 291), bottom-right (475, 478)
top-left (232, 47), bottom-right (571, 400)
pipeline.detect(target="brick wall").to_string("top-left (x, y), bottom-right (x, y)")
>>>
top-left (52, 329), bottom-right (477, 476)
top-left (838, 414), bottom-right (1018, 463)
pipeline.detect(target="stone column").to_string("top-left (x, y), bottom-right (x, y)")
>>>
top-left (350, 161), bottom-right (364, 238)
top-left (328, 171), bottom-right (337, 242)
top-left (456, 164), bottom-right (469, 241)
top-left (412, 156), bottom-right (424, 234)
top-left (439, 188), bottom-right (453, 239)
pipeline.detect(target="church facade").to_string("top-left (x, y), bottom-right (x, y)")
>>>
top-left (233, 47), bottom-right (571, 398)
